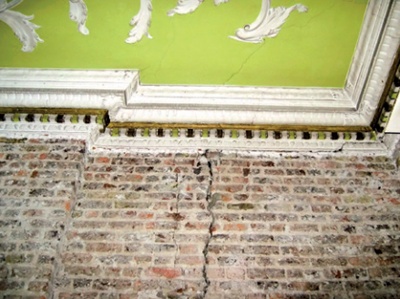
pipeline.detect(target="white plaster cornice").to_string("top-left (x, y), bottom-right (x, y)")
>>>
top-left (0, 69), bottom-right (139, 110)
top-left (0, 0), bottom-right (399, 152)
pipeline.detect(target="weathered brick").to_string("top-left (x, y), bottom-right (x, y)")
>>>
top-left (1, 140), bottom-right (400, 298)
top-left (148, 267), bottom-right (182, 279)
top-left (247, 268), bottom-right (285, 279)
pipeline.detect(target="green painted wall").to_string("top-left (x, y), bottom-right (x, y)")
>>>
top-left (0, 0), bottom-right (367, 87)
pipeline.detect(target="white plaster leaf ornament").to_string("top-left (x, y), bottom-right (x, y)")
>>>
top-left (168, 0), bottom-right (228, 16)
top-left (0, 0), bottom-right (43, 52)
top-left (214, 0), bottom-right (229, 6)
top-left (126, 0), bottom-right (153, 44)
top-left (231, 0), bottom-right (308, 43)
top-left (168, 0), bottom-right (204, 16)
top-left (69, 0), bottom-right (89, 35)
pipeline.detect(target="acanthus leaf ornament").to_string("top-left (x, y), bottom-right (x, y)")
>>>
top-left (167, 0), bottom-right (204, 17)
top-left (69, 0), bottom-right (89, 35)
top-left (168, 0), bottom-right (228, 17)
top-left (214, 0), bottom-right (229, 6)
top-left (0, 0), bottom-right (43, 52)
top-left (126, 0), bottom-right (153, 44)
top-left (231, 0), bottom-right (308, 43)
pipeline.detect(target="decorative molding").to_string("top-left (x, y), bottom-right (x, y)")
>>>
top-left (0, 0), bottom-right (42, 52)
top-left (168, 0), bottom-right (307, 42)
top-left (92, 127), bottom-right (387, 154)
top-left (71, 0), bottom-right (308, 44)
top-left (0, 110), bottom-right (105, 141)
top-left (0, 107), bottom-right (393, 154)
top-left (384, 62), bottom-right (400, 133)
top-left (126, 0), bottom-right (153, 44)
top-left (120, 0), bottom-right (400, 127)
top-left (0, 1), bottom-right (399, 152)
top-left (351, 1), bottom-right (400, 122)
top-left (231, 0), bottom-right (308, 43)
top-left (386, 93), bottom-right (400, 133)
top-left (69, 0), bottom-right (89, 35)
top-left (0, 69), bottom-right (138, 110)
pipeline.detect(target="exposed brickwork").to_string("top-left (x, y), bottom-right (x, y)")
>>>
top-left (1, 139), bottom-right (400, 298)
top-left (0, 139), bottom-right (85, 298)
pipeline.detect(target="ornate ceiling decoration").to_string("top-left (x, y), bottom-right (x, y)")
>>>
top-left (0, 0), bottom-right (399, 152)
top-left (0, 0), bottom-right (42, 52)
top-left (1, 0), bottom-right (308, 50)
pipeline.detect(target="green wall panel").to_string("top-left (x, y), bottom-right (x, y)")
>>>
top-left (0, 0), bottom-right (367, 87)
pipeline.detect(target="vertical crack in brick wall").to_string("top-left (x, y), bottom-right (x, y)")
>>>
top-left (2, 140), bottom-right (400, 298)
top-left (172, 173), bottom-right (182, 269)
top-left (174, 173), bottom-right (180, 270)
top-left (0, 139), bottom-right (86, 298)
top-left (198, 150), bottom-right (217, 299)
top-left (47, 146), bottom-right (85, 299)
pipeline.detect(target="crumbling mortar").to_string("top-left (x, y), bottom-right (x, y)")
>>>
top-left (172, 173), bottom-right (183, 268)
top-left (198, 150), bottom-right (219, 299)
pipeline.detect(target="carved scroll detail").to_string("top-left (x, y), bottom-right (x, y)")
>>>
top-left (126, 0), bottom-right (153, 44)
top-left (0, 0), bottom-right (42, 52)
top-left (69, 0), bottom-right (89, 35)
top-left (168, 0), bottom-right (204, 16)
top-left (231, 0), bottom-right (307, 43)
top-left (168, 0), bottom-right (229, 16)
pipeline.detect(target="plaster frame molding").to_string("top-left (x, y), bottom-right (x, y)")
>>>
top-left (0, 69), bottom-right (138, 110)
top-left (386, 93), bottom-right (400, 133)
top-left (0, 0), bottom-right (42, 52)
top-left (117, 0), bottom-right (400, 127)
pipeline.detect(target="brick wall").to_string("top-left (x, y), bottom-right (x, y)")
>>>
top-left (1, 139), bottom-right (400, 299)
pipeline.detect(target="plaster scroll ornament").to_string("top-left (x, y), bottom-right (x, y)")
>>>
top-left (231, 0), bottom-right (308, 43)
top-left (0, 0), bottom-right (42, 52)
top-left (168, 0), bottom-right (229, 16)
top-left (69, 0), bottom-right (89, 35)
top-left (126, 0), bottom-right (153, 44)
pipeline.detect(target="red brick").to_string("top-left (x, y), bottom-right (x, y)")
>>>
top-left (95, 157), bottom-right (111, 164)
top-left (226, 268), bottom-right (245, 280)
top-left (148, 267), bottom-right (182, 279)
top-left (1, 141), bottom-right (400, 298)
top-left (223, 223), bottom-right (248, 231)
